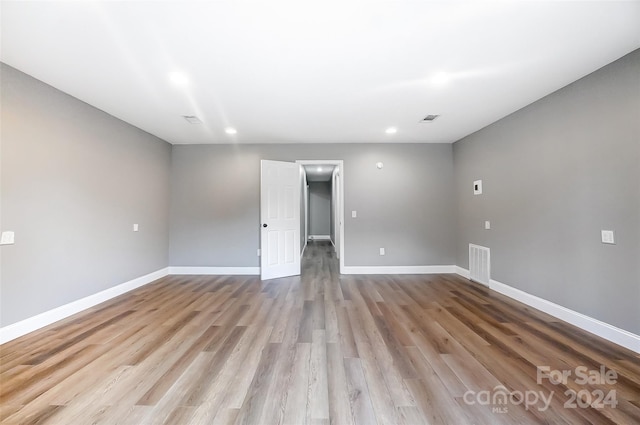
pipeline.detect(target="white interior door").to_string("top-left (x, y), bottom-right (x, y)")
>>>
top-left (260, 160), bottom-right (301, 280)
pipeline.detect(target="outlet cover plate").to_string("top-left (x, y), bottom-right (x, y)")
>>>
top-left (0, 231), bottom-right (15, 245)
top-left (473, 180), bottom-right (483, 195)
top-left (601, 230), bottom-right (615, 244)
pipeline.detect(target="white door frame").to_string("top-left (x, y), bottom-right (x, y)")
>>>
top-left (333, 168), bottom-right (341, 260)
top-left (296, 160), bottom-right (344, 274)
top-left (302, 170), bottom-right (309, 256)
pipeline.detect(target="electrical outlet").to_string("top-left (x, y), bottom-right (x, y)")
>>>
top-left (0, 231), bottom-right (15, 245)
top-left (601, 230), bottom-right (615, 244)
top-left (473, 179), bottom-right (483, 195)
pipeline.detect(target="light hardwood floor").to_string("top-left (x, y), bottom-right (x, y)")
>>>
top-left (1, 241), bottom-right (639, 424)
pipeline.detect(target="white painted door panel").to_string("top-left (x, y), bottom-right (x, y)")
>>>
top-left (260, 160), bottom-right (301, 280)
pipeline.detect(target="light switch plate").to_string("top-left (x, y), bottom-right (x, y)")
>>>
top-left (601, 230), bottom-right (615, 244)
top-left (379, 247), bottom-right (385, 256)
top-left (133, 224), bottom-right (139, 232)
top-left (352, 211), bottom-right (357, 218)
top-left (0, 231), bottom-right (15, 245)
top-left (485, 221), bottom-right (491, 230)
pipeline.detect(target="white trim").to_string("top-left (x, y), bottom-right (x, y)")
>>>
top-left (169, 266), bottom-right (260, 275)
top-left (308, 235), bottom-right (331, 241)
top-left (455, 266), bottom-right (470, 279)
top-left (7, 264), bottom-right (636, 354)
top-left (455, 268), bottom-right (640, 354)
top-left (303, 172), bottom-right (309, 254)
top-left (342, 265), bottom-right (456, 275)
top-left (0, 267), bottom-right (169, 345)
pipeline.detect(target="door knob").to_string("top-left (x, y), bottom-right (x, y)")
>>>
top-left (263, 223), bottom-right (268, 228)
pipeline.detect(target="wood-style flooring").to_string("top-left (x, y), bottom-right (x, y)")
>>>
top-left (1, 241), bottom-right (639, 424)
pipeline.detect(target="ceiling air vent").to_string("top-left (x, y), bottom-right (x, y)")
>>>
top-left (183, 115), bottom-right (202, 124)
top-left (421, 114), bottom-right (439, 122)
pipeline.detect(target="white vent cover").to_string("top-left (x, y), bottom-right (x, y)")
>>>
top-left (183, 115), bottom-right (202, 124)
top-left (469, 244), bottom-right (490, 286)
top-left (420, 114), bottom-right (439, 122)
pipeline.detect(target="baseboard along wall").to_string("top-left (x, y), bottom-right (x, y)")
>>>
top-left (454, 267), bottom-right (640, 354)
top-left (308, 235), bottom-right (331, 241)
top-left (168, 266), bottom-right (260, 275)
top-left (3, 265), bottom-right (638, 354)
top-left (0, 268), bottom-right (170, 344)
top-left (341, 265), bottom-right (456, 275)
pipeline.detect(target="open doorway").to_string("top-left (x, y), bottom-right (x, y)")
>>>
top-left (307, 169), bottom-right (332, 242)
top-left (296, 160), bottom-right (344, 274)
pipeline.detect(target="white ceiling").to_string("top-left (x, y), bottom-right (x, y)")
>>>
top-left (2, 1), bottom-right (639, 145)
top-left (304, 165), bottom-right (335, 182)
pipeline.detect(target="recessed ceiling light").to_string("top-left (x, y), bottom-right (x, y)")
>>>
top-left (385, 127), bottom-right (397, 134)
top-left (225, 127), bottom-right (237, 135)
top-left (168, 71), bottom-right (189, 87)
top-left (430, 72), bottom-right (450, 87)
top-left (183, 115), bottom-right (202, 124)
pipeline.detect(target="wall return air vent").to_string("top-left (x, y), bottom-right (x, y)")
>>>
top-left (469, 243), bottom-right (490, 286)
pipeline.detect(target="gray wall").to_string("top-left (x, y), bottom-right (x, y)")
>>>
top-left (308, 182), bottom-right (331, 236)
top-left (0, 64), bottom-right (171, 327)
top-left (170, 143), bottom-right (456, 267)
top-left (453, 49), bottom-right (640, 334)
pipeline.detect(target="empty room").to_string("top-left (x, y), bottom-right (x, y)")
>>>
top-left (1, 1), bottom-right (639, 424)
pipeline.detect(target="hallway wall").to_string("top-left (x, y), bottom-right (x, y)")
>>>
top-left (308, 182), bottom-right (331, 237)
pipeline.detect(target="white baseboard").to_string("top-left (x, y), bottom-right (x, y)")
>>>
top-left (455, 268), bottom-right (640, 354)
top-left (308, 235), bottom-right (331, 241)
top-left (0, 267), bottom-right (169, 345)
top-left (8, 263), bottom-right (636, 354)
top-left (454, 266), bottom-right (470, 279)
top-left (342, 265), bottom-right (456, 275)
top-left (168, 266), bottom-right (259, 275)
